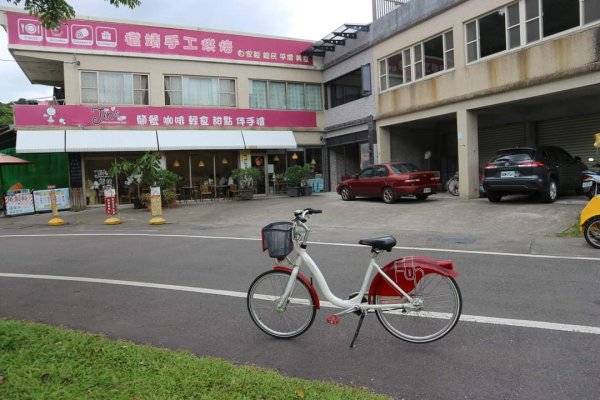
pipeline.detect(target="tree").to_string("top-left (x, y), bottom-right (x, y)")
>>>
top-left (0, 103), bottom-right (14, 125)
top-left (7, 0), bottom-right (141, 28)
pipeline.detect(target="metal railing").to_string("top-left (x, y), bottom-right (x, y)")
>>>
top-left (372, 0), bottom-right (412, 20)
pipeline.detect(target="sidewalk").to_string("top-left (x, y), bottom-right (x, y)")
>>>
top-left (0, 191), bottom-right (585, 240)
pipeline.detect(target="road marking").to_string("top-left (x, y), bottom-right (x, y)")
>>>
top-left (1, 272), bottom-right (599, 336)
top-left (1, 232), bottom-right (600, 261)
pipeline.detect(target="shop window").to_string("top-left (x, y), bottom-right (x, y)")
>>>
top-left (584, 0), bottom-right (600, 24)
top-left (544, 0), bottom-right (580, 36)
top-left (423, 35), bottom-right (445, 76)
top-left (479, 10), bottom-right (507, 58)
top-left (250, 80), bottom-right (322, 110)
top-left (468, 0), bottom-right (598, 63)
top-left (325, 65), bottom-right (371, 109)
top-left (465, 8), bottom-right (508, 62)
top-left (379, 30), bottom-right (453, 91)
top-left (269, 82), bottom-right (287, 109)
top-left (164, 75), bottom-right (236, 107)
top-left (81, 71), bottom-right (149, 105)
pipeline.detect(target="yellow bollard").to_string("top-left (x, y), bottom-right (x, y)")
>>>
top-left (149, 187), bottom-right (166, 225)
top-left (47, 185), bottom-right (65, 226)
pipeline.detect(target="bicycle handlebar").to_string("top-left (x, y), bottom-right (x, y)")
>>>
top-left (293, 208), bottom-right (322, 223)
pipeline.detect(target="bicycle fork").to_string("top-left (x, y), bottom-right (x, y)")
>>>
top-left (275, 266), bottom-right (300, 312)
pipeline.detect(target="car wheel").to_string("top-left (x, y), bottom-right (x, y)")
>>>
top-left (541, 179), bottom-right (558, 203)
top-left (487, 193), bottom-right (502, 203)
top-left (340, 186), bottom-right (354, 201)
top-left (382, 187), bottom-right (396, 204)
top-left (415, 194), bottom-right (429, 201)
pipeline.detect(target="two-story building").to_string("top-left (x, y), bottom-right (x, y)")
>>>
top-left (318, 0), bottom-right (600, 198)
top-left (4, 0), bottom-right (600, 202)
top-left (1, 7), bottom-right (325, 204)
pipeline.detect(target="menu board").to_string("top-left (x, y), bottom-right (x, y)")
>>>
top-left (4, 192), bottom-right (35, 216)
top-left (33, 188), bottom-right (71, 212)
top-left (69, 153), bottom-right (83, 187)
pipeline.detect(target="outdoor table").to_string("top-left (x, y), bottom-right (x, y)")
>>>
top-left (180, 186), bottom-right (197, 203)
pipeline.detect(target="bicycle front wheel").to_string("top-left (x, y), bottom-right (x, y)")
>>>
top-left (374, 274), bottom-right (462, 344)
top-left (247, 270), bottom-right (316, 339)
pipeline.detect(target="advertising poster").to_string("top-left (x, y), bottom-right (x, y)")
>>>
top-left (4, 192), bottom-right (35, 216)
top-left (33, 188), bottom-right (71, 212)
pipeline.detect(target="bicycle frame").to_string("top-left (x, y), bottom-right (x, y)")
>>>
top-left (275, 220), bottom-right (414, 313)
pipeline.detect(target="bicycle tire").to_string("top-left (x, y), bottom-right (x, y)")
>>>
top-left (374, 274), bottom-right (462, 344)
top-left (247, 270), bottom-right (316, 338)
top-left (583, 216), bottom-right (600, 249)
top-left (447, 178), bottom-right (459, 196)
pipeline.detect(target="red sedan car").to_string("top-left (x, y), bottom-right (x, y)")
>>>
top-left (336, 162), bottom-right (442, 203)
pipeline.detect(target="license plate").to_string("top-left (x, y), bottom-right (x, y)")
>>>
top-left (500, 171), bottom-right (515, 178)
top-left (423, 187), bottom-right (431, 193)
top-left (583, 181), bottom-right (593, 188)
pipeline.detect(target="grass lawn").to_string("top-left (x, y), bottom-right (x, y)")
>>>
top-left (0, 319), bottom-right (390, 400)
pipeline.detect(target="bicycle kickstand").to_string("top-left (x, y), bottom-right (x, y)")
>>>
top-left (350, 310), bottom-right (368, 348)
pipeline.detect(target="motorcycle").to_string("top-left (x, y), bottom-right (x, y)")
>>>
top-left (581, 163), bottom-right (600, 199)
top-left (580, 196), bottom-right (600, 249)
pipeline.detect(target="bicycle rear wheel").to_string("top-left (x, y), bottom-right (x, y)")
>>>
top-left (374, 274), bottom-right (462, 343)
top-left (447, 178), bottom-right (459, 196)
top-left (247, 270), bottom-right (316, 338)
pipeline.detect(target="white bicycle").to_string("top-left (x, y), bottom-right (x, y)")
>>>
top-left (247, 208), bottom-right (462, 346)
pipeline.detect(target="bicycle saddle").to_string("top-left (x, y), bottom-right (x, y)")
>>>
top-left (358, 235), bottom-right (397, 252)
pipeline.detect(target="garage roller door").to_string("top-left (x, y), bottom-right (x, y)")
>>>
top-left (537, 114), bottom-right (600, 167)
top-left (478, 123), bottom-right (526, 166)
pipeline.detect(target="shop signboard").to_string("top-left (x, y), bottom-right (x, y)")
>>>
top-left (4, 191), bottom-right (35, 216)
top-left (68, 153), bottom-right (83, 187)
top-left (6, 11), bottom-right (313, 66)
top-left (104, 187), bottom-right (117, 216)
top-left (13, 105), bottom-right (317, 129)
top-left (33, 188), bottom-right (71, 212)
top-left (239, 150), bottom-right (251, 169)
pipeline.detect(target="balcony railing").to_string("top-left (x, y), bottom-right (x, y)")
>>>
top-left (373, 0), bottom-right (412, 20)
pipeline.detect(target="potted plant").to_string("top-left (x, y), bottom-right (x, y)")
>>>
top-left (284, 164), bottom-right (311, 197)
top-left (110, 152), bottom-right (182, 209)
top-left (163, 189), bottom-right (179, 208)
top-left (231, 167), bottom-right (261, 200)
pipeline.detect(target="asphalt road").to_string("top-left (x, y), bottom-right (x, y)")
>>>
top-left (1, 207), bottom-right (599, 400)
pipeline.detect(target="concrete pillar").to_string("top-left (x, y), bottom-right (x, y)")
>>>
top-left (376, 125), bottom-right (391, 163)
top-left (456, 109), bottom-right (480, 199)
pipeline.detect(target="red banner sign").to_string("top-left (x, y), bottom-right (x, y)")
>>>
top-left (104, 188), bottom-right (117, 216)
top-left (6, 11), bottom-right (313, 66)
top-left (13, 105), bottom-right (318, 128)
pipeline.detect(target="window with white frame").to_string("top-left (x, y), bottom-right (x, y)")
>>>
top-left (379, 30), bottom-right (454, 91)
top-left (249, 80), bottom-right (322, 110)
top-left (164, 75), bottom-right (236, 107)
top-left (467, 0), bottom-right (600, 63)
top-left (81, 71), bottom-right (149, 105)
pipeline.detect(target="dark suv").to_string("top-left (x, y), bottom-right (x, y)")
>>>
top-left (482, 146), bottom-right (584, 203)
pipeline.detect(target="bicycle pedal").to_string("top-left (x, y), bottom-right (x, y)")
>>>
top-left (326, 315), bottom-right (341, 325)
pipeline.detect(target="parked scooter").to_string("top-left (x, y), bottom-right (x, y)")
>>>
top-left (580, 196), bottom-right (600, 249)
top-left (581, 162), bottom-right (600, 199)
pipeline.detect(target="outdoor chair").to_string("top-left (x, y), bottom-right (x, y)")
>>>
top-left (228, 184), bottom-right (239, 200)
top-left (198, 185), bottom-right (213, 202)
